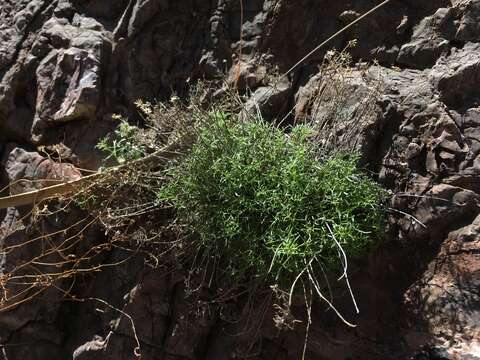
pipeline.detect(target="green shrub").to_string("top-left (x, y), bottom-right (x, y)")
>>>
top-left (159, 111), bottom-right (386, 283)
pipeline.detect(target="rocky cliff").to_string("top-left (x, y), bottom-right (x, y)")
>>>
top-left (1, 0), bottom-right (480, 359)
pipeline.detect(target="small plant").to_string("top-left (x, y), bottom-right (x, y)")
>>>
top-left (159, 111), bottom-right (386, 291)
top-left (96, 119), bottom-right (147, 164)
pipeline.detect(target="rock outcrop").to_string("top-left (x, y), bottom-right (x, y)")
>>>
top-left (1, 0), bottom-right (480, 359)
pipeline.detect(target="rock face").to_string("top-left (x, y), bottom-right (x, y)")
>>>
top-left (33, 15), bottom-right (109, 133)
top-left (1, 0), bottom-right (480, 359)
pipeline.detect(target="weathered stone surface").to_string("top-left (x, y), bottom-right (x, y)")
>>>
top-left (1, 0), bottom-right (480, 359)
top-left (397, 7), bottom-right (454, 69)
top-left (241, 76), bottom-right (292, 122)
top-left (4, 147), bottom-right (82, 195)
top-left (295, 65), bottom-right (386, 161)
top-left (46, 53), bottom-right (95, 118)
top-left (432, 42), bottom-right (480, 110)
top-left (0, 0), bottom-right (53, 141)
top-left (0, 0), bottom-right (44, 72)
top-left (455, 0), bottom-right (480, 42)
top-left (30, 16), bottom-right (110, 137)
top-left (404, 214), bottom-right (480, 359)
top-left (34, 48), bottom-right (101, 125)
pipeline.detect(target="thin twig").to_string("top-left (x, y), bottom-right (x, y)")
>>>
top-left (0, 144), bottom-right (180, 209)
top-left (281, 0), bottom-right (392, 78)
top-left (387, 207), bottom-right (427, 229)
top-left (84, 297), bottom-right (141, 358)
top-left (306, 265), bottom-right (356, 328)
top-left (325, 223), bottom-right (359, 314)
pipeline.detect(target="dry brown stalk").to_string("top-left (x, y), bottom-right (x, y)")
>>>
top-left (0, 144), bottom-right (180, 210)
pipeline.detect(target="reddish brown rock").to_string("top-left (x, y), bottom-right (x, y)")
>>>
top-left (5, 147), bottom-right (82, 195)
